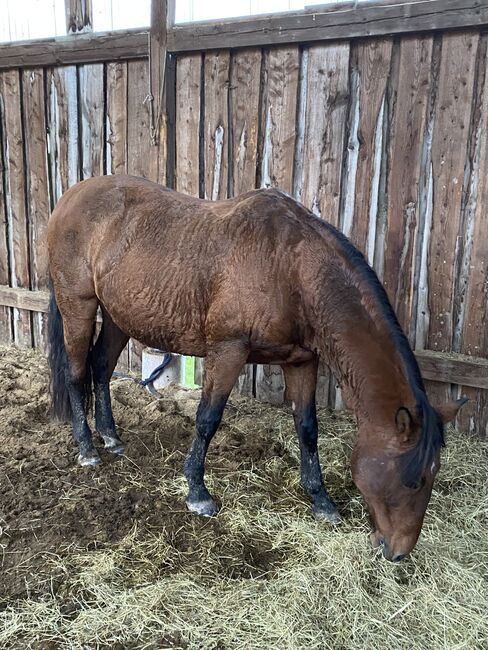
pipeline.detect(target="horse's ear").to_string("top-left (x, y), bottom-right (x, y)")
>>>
top-left (435, 397), bottom-right (469, 424)
top-left (395, 407), bottom-right (413, 442)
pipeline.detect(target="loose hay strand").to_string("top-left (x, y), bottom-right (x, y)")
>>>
top-left (0, 346), bottom-right (487, 649)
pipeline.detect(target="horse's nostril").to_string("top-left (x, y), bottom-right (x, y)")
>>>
top-left (393, 554), bottom-right (406, 562)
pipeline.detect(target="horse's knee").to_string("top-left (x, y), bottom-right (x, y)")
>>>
top-left (196, 399), bottom-right (225, 439)
top-left (298, 410), bottom-right (318, 449)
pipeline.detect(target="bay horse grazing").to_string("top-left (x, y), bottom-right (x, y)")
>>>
top-left (47, 175), bottom-right (466, 561)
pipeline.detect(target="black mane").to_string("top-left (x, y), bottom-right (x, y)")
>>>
top-left (313, 216), bottom-right (446, 486)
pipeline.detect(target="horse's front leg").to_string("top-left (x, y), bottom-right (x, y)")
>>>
top-left (282, 359), bottom-right (341, 524)
top-left (184, 341), bottom-right (248, 517)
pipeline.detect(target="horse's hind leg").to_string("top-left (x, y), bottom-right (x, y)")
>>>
top-left (184, 341), bottom-right (248, 516)
top-left (91, 309), bottom-right (129, 454)
top-left (281, 359), bottom-right (341, 524)
top-left (62, 301), bottom-right (100, 466)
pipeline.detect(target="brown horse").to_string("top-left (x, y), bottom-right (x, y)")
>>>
top-left (47, 175), bottom-right (466, 561)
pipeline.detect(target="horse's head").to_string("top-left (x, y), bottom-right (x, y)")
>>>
top-left (351, 397), bottom-right (467, 562)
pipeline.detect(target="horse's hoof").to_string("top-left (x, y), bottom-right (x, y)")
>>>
top-left (103, 437), bottom-right (125, 455)
top-left (312, 505), bottom-right (342, 525)
top-left (186, 498), bottom-right (219, 517)
top-left (78, 452), bottom-right (102, 467)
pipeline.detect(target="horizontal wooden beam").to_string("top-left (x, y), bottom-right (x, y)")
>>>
top-left (0, 286), bottom-right (487, 389)
top-left (167, 0), bottom-right (488, 52)
top-left (0, 286), bottom-right (50, 312)
top-left (415, 349), bottom-right (488, 391)
top-left (0, 29), bottom-right (148, 70)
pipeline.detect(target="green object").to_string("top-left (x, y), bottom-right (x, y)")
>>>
top-left (183, 356), bottom-right (199, 389)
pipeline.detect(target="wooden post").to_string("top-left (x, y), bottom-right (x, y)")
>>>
top-left (149, 0), bottom-right (174, 145)
top-left (65, 0), bottom-right (93, 34)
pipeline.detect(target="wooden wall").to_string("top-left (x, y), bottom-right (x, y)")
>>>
top-left (1, 28), bottom-right (488, 434)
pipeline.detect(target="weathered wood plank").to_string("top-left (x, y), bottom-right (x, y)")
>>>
top-left (259, 46), bottom-right (299, 191)
top-left (229, 48), bottom-right (261, 197)
top-left (46, 66), bottom-right (80, 203)
top-left (0, 70), bottom-right (32, 346)
top-left (255, 46), bottom-right (299, 405)
top-left (106, 62), bottom-right (128, 175)
top-left (296, 43), bottom-right (349, 226)
top-left (175, 53), bottom-right (202, 383)
top-left (455, 35), bottom-right (488, 435)
top-left (382, 35), bottom-right (433, 344)
top-left (203, 50), bottom-right (230, 200)
top-left (293, 43), bottom-right (349, 408)
top-left (415, 349), bottom-right (488, 391)
top-left (66, 0), bottom-right (93, 34)
top-left (0, 103), bottom-right (11, 342)
top-left (175, 54), bottom-right (201, 196)
top-left (168, 0), bottom-right (488, 53)
top-left (427, 31), bottom-right (478, 405)
top-left (126, 58), bottom-right (160, 371)
top-left (22, 68), bottom-right (51, 350)
top-left (228, 48), bottom-right (261, 397)
top-left (348, 38), bottom-right (392, 260)
top-left (0, 31), bottom-right (148, 71)
top-left (106, 61), bottom-right (130, 371)
top-left (79, 64), bottom-right (104, 179)
top-left (0, 286), bottom-right (50, 313)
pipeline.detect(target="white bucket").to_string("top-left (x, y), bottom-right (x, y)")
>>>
top-left (141, 347), bottom-right (184, 390)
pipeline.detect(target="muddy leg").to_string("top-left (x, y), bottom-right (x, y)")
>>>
top-left (184, 342), bottom-right (247, 517)
top-left (63, 302), bottom-right (100, 467)
top-left (91, 310), bottom-right (129, 455)
top-left (282, 359), bottom-right (341, 524)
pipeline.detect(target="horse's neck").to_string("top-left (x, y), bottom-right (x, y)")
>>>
top-left (315, 301), bottom-right (414, 423)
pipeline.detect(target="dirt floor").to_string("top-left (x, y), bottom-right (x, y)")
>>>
top-left (0, 346), bottom-right (487, 649)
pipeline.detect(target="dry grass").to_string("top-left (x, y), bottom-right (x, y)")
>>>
top-left (0, 359), bottom-right (487, 649)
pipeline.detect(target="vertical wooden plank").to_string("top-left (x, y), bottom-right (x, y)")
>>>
top-left (46, 65), bottom-right (80, 204)
top-left (175, 53), bottom-right (202, 381)
top-left (203, 50), bottom-right (230, 200)
top-left (229, 48), bottom-right (261, 198)
top-left (426, 31), bottom-right (478, 406)
top-left (175, 54), bottom-right (201, 197)
top-left (259, 46), bottom-right (299, 191)
top-left (65, 0), bottom-right (93, 34)
top-left (127, 58), bottom-right (160, 371)
top-left (79, 64), bottom-right (104, 179)
top-left (229, 48), bottom-right (262, 397)
top-left (0, 97), bottom-right (11, 343)
top-left (347, 38), bottom-right (392, 260)
top-left (294, 43), bottom-right (349, 408)
top-left (255, 45), bottom-right (299, 405)
top-left (0, 70), bottom-right (32, 347)
top-left (296, 43), bottom-right (349, 227)
top-left (22, 68), bottom-right (51, 350)
top-left (382, 36), bottom-right (433, 345)
top-left (454, 36), bottom-right (488, 436)
top-left (106, 61), bottom-right (130, 371)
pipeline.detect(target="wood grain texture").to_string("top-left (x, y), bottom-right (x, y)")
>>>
top-left (426, 32), bottom-right (478, 405)
top-left (0, 30), bottom-right (148, 70)
top-left (22, 68), bottom-right (51, 349)
top-left (126, 59), bottom-right (160, 371)
top-left (229, 48), bottom-right (261, 198)
top-left (297, 43), bottom-right (349, 226)
top-left (455, 36), bottom-right (488, 435)
top-left (0, 102), bottom-right (11, 342)
top-left (175, 54), bottom-right (201, 196)
top-left (167, 0), bottom-right (488, 52)
top-left (382, 36), bottom-right (433, 344)
top-left (0, 70), bottom-right (32, 346)
top-left (255, 46), bottom-right (299, 405)
top-left (79, 64), bottom-right (104, 179)
top-left (259, 46), bottom-right (299, 191)
top-left (348, 38), bottom-right (392, 259)
top-left (66, 0), bottom-right (93, 34)
top-left (203, 51), bottom-right (230, 200)
top-left (46, 65), bottom-right (80, 203)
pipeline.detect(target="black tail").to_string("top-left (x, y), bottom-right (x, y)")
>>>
top-left (47, 279), bottom-right (93, 422)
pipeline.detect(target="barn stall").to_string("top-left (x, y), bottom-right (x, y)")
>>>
top-left (0, 0), bottom-right (488, 647)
